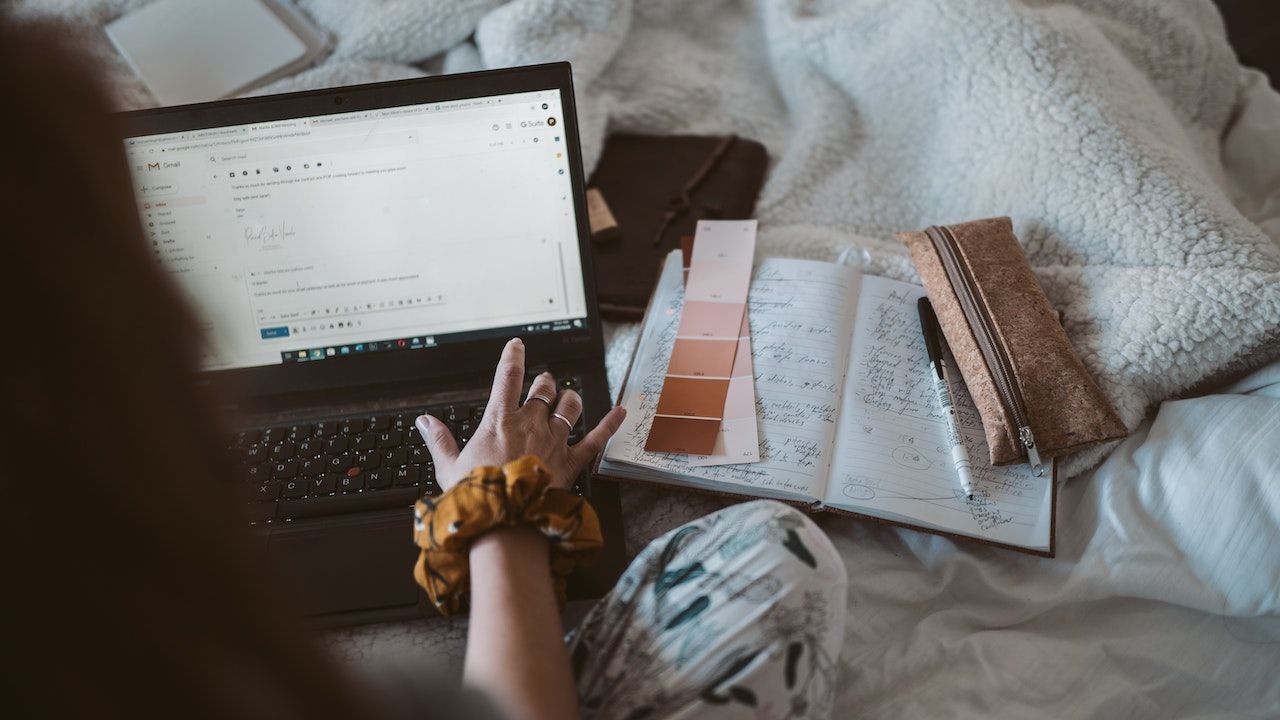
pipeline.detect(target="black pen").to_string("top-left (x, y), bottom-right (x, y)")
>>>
top-left (917, 298), bottom-right (976, 500)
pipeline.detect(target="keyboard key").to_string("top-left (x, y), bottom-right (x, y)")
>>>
top-left (245, 463), bottom-right (270, 482)
top-left (288, 423), bottom-right (313, 441)
top-left (253, 481), bottom-right (281, 501)
top-left (472, 404), bottom-right (486, 422)
top-left (326, 454), bottom-right (353, 473)
top-left (381, 447), bottom-right (407, 468)
top-left (366, 469), bottom-right (392, 490)
top-left (300, 458), bottom-right (326, 477)
top-left (237, 429), bottom-right (262, 445)
top-left (444, 405), bottom-right (463, 423)
top-left (278, 487), bottom-right (419, 521)
top-left (340, 419), bottom-right (365, 435)
top-left (406, 427), bottom-right (426, 446)
top-left (560, 376), bottom-right (580, 390)
top-left (337, 472), bottom-right (363, 493)
top-left (243, 444), bottom-right (270, 464)
top-left (355, 452), bottom-right (380, 470)
top-left (271, 460), bottom-right (298, 479)
top-left (422, 478), bottom-right (443, 496)
top-left (282, 478), bottom-right (307, 499)
top-left (392, 466), bottom-right (419, 487)
top-left (296, 440), bottom-right (321, 458)
top-left (314, 421), bottom-right (338, 438)
top-left (393, 413), bottom-right (414, 430)
top-left (325, 436), bottom-right (350, 453)
top-left (458, 420), bottom-right (476, 440)
top-left (377, 430), bottom-right (404, 448)
top-left (352, 434), bottom-right (377, 452)
top-left (409, 446), bottom-right (430, 464)
top-left (310, 475), bottom-right (337, 496)
top-left (263, 426), bottom-right (289, 444)
top-left (270, 443), bottom-right (296, 461)
top-left (247, 502), bottom-right (276, 524)
top-left (368, 416), bottom-right (392, 432)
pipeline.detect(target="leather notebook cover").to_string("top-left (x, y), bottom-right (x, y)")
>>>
top-left (587, 134), bottom-right (767, 319)
top-left (898, 217), bottom-right (1128, 468)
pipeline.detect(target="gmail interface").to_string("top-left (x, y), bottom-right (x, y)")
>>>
top-left (124, 90), bottom-right (587, 371)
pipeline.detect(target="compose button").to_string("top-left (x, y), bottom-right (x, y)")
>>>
top-left (259, 326), bottom-right (290, 339)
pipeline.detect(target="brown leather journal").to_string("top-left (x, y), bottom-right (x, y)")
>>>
top-left (899, 217), bottom-right (1128, 472)
top-left (586, 133), bottom-right (767, 319)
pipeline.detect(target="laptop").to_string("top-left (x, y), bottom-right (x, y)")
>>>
top-left (116, 63), bottom-right (627, 627)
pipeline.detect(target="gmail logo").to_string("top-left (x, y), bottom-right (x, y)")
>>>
top-left (146, 162), bottom-right (161, 171)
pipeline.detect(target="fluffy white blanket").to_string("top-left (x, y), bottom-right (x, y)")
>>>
top-left (17, 0), bottom-right (1280, 715)
top-left (20, 0), bottom-right (1280, 478)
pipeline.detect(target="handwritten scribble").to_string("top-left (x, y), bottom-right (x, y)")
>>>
top-left (606, 257), bottom-right (859, 501)
top-left (890, 445), bottom-right (932, 470)
top-left (828, 275), bottom-right (1052, 549)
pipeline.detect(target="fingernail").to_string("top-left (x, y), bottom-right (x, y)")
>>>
top-left (540, 371), bottom-right (553, 379)
top-left (415, 415), bottom-right (432, 438)
top-left (511, 337), bottom-right (523, 347)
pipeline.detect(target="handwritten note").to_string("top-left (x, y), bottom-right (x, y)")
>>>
top-left (826, 276), bottom-right (1053, 550)
top-left (604, 253), bottom-right (860, 501)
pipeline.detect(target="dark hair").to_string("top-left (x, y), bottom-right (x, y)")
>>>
top-left (0, 19), bottom-right (371, 718)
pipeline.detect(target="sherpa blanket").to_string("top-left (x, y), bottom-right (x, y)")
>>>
top-left (18, 0), bottom-right (1280, 479)
top-left (15, 1), bottom-right (1280, 716)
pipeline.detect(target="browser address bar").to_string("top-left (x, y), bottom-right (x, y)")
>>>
top-left (215, 130), bottom-right (419, 165)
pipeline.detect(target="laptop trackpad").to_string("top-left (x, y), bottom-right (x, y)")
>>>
top-left (268, 517), bottom-right (419, 616)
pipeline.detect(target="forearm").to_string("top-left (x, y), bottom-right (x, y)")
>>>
top-left (465, 526), bottom-right (578, 720)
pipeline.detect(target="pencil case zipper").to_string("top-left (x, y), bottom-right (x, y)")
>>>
top-left (924, 225), bottom-right (1044, 476)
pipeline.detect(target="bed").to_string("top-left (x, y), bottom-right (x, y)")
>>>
top-left (19, 0), bottom-right (1280, 715)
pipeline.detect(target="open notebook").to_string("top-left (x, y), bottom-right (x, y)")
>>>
top-left (599, 252), bottom-right (1057, 555)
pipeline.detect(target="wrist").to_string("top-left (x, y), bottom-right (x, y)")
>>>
top-left (470, 524), bottom-right (550, 563)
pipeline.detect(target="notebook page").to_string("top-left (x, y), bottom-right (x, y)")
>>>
top-left (825, 276), bottom-right (1052, 550)
top-left (604, 253), bottom-right (859, 501)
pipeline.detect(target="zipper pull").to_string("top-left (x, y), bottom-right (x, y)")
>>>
top-left (1019, 426), bottom-right (1044, 477)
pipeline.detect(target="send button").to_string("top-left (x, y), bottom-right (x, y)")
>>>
top-left (260, 326), bottom-right (290, 339)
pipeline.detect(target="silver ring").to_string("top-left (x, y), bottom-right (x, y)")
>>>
top-left (551, 412), bottom-right (574, 432)
top-left (526, 394), bottom-right (553, 407)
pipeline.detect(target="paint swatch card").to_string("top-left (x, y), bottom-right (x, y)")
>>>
top-left (688, 311), bottom-right (760, 465)
top-left (678, 236), bottom-right (760, 466)
top-left (645, 220), bottom-right (757, 454)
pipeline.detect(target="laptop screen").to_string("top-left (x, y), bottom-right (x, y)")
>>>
top-left (123, 89), bottom-right (587, 371)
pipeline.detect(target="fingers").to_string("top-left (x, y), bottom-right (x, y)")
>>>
top-left (568, 406), bottom-right (627, 471)
top-left (523, 371), bottom-right (556, 412)
top-left (549, 390), bottom-right (583, 438)
top-left (415, 414), bottom-right (459, 478)
top-left (486, 338), bottom-right (525, 416)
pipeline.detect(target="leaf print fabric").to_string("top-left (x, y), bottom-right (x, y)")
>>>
top-left (567, 500), bottom-right (848, 719)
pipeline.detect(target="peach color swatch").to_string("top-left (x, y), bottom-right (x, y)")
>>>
top-left (645, 220), bottom-right (756, 454)
top-left (689, 310), bottom-right (761, 466)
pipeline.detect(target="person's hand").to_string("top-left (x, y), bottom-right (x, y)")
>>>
top-left (414, 338), bottom-right (626, 491)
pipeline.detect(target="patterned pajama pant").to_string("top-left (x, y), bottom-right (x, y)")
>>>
top-left (567, 500), bottom-right (848, 720)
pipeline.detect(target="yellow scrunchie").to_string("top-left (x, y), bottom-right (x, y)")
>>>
top-left (412, 456), bottom-right (602, 616)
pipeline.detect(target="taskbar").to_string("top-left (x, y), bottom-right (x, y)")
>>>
top-left (280, 317), bottom-right (585, 364)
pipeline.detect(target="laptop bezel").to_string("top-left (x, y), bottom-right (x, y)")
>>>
top-left (114, 63), bottom-right (604, 399)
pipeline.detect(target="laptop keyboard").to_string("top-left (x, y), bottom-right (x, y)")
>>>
top-left (233, 376), bottom-right (586, 525)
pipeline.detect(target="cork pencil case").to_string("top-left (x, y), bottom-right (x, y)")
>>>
top-left (898, 217), bottom-right (1127, 475)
